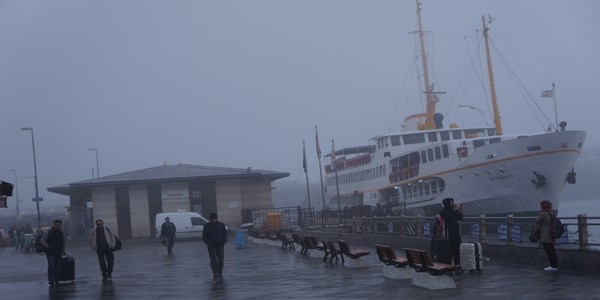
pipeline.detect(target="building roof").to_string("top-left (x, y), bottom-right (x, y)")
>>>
top-left (47, 164), bottom-right (289, 196)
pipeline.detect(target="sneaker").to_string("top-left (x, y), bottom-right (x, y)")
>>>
top-left (544, 266), bottom-right (558, 271)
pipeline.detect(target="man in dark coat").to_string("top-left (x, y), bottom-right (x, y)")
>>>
top-left (40, 220), bottom-right (65, 286)
top-left (439, 198), bottom-right (463, 265)
top-left (202, 213), bottom-right (227, 279)
top-left (160, 217), bottom-right (176, 255)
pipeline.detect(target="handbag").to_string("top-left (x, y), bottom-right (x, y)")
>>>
top-left (113, 235), bottom-right (122, 251)
top-left (529, 225), bottom-right (541, 243)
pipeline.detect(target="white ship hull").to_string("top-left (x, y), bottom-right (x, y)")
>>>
top-left (324, 129), bottom-right (585, 216)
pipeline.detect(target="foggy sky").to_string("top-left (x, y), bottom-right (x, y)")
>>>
top-left (1, 0), bottom-right (599, 212)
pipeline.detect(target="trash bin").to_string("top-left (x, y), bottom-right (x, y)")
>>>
top-left (235, 229), bottom-right (248, 249)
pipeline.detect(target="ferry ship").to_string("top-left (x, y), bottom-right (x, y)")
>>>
top-left (323, 1), bottom-right (586, 217)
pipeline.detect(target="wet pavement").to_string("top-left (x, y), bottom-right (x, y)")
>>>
top-left (1, 235), bottom-right (599, 300)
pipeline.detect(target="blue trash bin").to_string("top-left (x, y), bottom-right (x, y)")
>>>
top-left (235, 229), bottom-right (248, 249)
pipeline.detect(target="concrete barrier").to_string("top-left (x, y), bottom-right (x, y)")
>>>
top-left (382, 265), bottom-right (416, 280)
top-left (411, 272), bottom-right (456, 290)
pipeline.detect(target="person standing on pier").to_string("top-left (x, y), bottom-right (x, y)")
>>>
top-left (160, 217), bottom-right (176, 255)
top-left (202, 213), bottom-right (227, 279)
top-left (535, 200), bottom-right (558, 271)
top-left (439, 197), bottom-right (463, 265)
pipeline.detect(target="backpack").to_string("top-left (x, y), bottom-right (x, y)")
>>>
top-left (549, 214), bottom-right (565, 240)
top-left (35, 232), bottom-right (46, 253)
top-left (433, 215), bottom-right (446, 239)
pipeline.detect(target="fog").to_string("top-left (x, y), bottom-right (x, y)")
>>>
top-left (1, 0), bottom-right (599, 213)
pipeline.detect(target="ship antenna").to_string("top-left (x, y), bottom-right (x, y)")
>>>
top-left (482, 14), bottom-right (503, 135)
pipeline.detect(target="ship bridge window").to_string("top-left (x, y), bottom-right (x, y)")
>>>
top-left (440, 131), bottom-right (450, 141)
top-left (403, 133), bottom-right (426, 145)
top-left (487, 129), bottom-right (496, 136)
top-left (391, 135), bottom-right (401, 146)
top-left (489, 137), bottom-right (501, 144)
top-left (428, 132), bottom-right (438, 142)
top-left (434, 147), bottom-right (441, 160)
top-left (473, 139), bottom-right (486, 148)
top-left (465, 129), bottom-right (486, 138)
top-left (420, 150), bottom-right (427, 163)
top-left (442, 144), bottom-right (449, 158)
top-left (452, 130), bottom-right (463, 140)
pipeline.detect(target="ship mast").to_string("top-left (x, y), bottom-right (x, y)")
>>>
top-left (416, 0), bottom-right (437, 130)
top-left (482, 15), bottom-right (503, 135)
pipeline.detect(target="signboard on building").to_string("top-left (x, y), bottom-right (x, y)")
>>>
top-left (161, 183), bottom-right (189, 202)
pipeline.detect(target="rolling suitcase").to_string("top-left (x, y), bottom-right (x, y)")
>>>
top-left (59, 255), bottom-right (75, 282)
top-left (460, 242), bottom-right (483, 273)
top-left (430, 238), bottom-right (453, 264)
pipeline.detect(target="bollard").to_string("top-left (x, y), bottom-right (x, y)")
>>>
top-left (577, 214), bottom-right (589, 251)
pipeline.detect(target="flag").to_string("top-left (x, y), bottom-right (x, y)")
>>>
top-left (541, 90), bottom-right (553, 98)
top-left (302, 141), bottom-right (307, 173)
top-left (315, 126), bottom-right (321, 158)
top-left (331, 139), bottom-right (336, 171)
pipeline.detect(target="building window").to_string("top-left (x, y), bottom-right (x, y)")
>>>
top-left (434, 147), bottom-right (441, 160)
top-left (403, 133), bottom-right (426, 145)
top-left (442, 144), bottom-right (449, 158)
top-left (440, 131), bottom-right (450, 141)
top-left (421, 150), bottom-right (427, 163)
top-left (427, 148), bottom-right (434, 161)
top-left (391, 135), bottom-right (401, 146)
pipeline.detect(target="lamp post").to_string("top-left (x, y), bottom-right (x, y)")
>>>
top-left (88, 148), bottom-right (99, 178)
top-left (21, 127), bottom-right (42, 228)
top-left (8, 169), bottom-right (21, 224)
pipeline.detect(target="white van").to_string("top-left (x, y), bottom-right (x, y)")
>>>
top-left (154, 212), bottom-right (230, 240)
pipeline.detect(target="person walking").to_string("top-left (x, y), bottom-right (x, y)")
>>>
top-left (160, 217), bottom-right (176, 255)
top-left (202, 213), bottom-right (227, 279)
top-left (90, 219), bottom-right (116, 282)
top-left (40, 220), bottom-right (65, 286)
top-left (439, 197), bottom-right (463, 265)
top-left (535, 200), bottom-right (558, 271)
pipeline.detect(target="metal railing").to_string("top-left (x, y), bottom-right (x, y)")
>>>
top-left (349, 214), bottom-right (599, 251)
top-left (243, 206), bottom-right (599, 251)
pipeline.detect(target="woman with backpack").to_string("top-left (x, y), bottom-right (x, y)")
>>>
top-left (534, 200), bottom-right (558, 271)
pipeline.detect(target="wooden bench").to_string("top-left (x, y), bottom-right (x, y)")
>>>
top-left (327, 240), bottom-right (344, 263)
top-left (276, 232), bottom-right (294, 250)
top-left (338, 240), bottom-right (370, 259)
top-left (384, 246), bottom-right (409, 268)
top-left (375, 244), bottom-right (390, 265)
top-left (403, 248), bottom-right (460, 276)
top-left (291, 233), bottom-right (305, 253)
top-left (321, 240), bottom-right (343, 263)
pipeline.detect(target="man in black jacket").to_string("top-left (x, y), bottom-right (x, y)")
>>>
top-left (439, 198), bottom-right (463, 265)
top-left (160, 217), bottom-right (176, 255)
top-left (202, 213), bottom-right (227, 279)
top-left (41, 219), bottom-right (65, 286)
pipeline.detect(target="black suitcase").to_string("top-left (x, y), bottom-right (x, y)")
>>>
top-left (59, 256), bottom-right (75, 282)
top-left (430, 238), bottom-right (453, 264)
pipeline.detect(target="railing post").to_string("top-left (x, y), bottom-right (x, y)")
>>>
top-left (506, 214), bottom-right (513, 244)
top-left (479, 215), bottom-right (486, 242)
top-left (578, 214), bottom-right (589, 251)
top-left (297, 206), bottom-right (303, 229)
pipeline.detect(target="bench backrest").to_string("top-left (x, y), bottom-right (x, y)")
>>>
top-left (303, 236), bottom-right (313, 248)
top-left (418, 251), bottom-right (435, 267)
top-left (375, 244), bottom-right (389, 262)
top-left (291, 233), bottom-right (302, 244)
top-left (327, 241), bottom-right (338, 252)
top-left (384, 246), bottom-right (398, 260)
top-left (338, 240), bottom-right (351, 256)
top-left (322, 240), bottom-right (331, 251)
top-left (403, 248), bottom-right (422, 268)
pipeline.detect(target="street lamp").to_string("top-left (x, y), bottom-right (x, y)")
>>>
top-left (8, 169), bottom-right (21, 224)
top-left (88, 148), bottom-right (100, 178)
top-left (21, 127), bottom-right (42, 228)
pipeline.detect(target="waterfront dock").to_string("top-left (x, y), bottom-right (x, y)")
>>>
top-left (1, 236), bottom-right (599, 299)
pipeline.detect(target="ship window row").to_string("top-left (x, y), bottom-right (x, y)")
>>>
top-left (400, 180), bottom-right (446, 200)
top-left (378, 128), bottom-right (494, 149)
top-left (420, 144), bottom-right (450, 164)
top-left (327, 164), bottom-right (386, 186)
